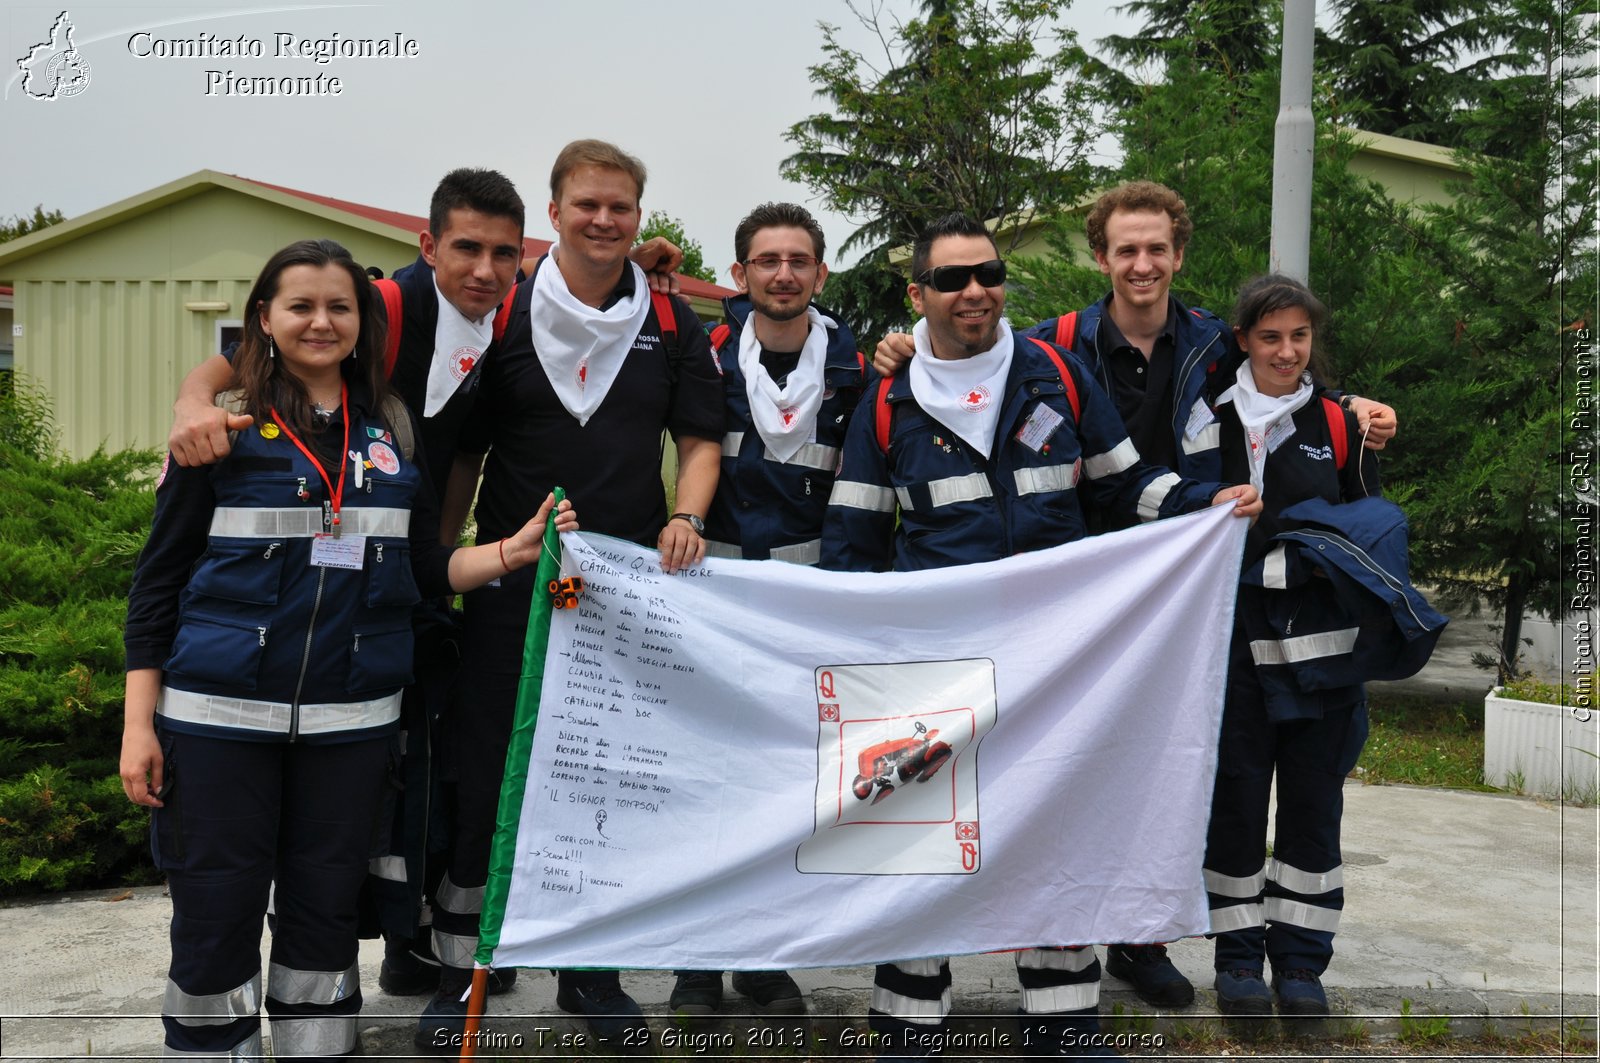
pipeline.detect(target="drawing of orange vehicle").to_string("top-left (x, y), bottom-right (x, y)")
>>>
top-left (850, 721), bottom-right (954, 804)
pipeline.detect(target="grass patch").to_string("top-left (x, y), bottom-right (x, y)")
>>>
top-left (1356, 693), bottom-right (1498, 792)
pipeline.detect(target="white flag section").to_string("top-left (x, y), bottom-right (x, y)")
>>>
top-left (488, 505), bottom-right (1246, 971)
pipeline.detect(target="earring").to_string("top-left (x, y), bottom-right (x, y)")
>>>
top-left (268, 338), bottom-right (277, 360)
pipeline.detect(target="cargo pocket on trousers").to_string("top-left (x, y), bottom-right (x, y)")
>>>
top-left (149, 731), bottom-right (185, 870)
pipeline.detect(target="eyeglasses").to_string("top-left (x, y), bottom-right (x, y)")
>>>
top-left (916, 259), bottom-right (1007, 293)
top-left (743, 255), bottom-right (819, 275)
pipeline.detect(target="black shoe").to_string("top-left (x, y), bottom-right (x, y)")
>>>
top-left (731, 969), bottom-right (804, 1013)
top-left (379, 934), bottom-right (441, 997)
top-left (413, 968), bottom-right (474, 1054)
top-left (669, 970), bottom-right (724, 1015)
top-left (555, 971), bottom-right (650, 1046)
top-left (1105, 943), bottom-right (1195, 1007)
top-left (486, 967), bottom-right (518, 996)
top-left (1213, 968), bottom-right (1273, 1016)
top-left (1271, 968), bottom-right (1329, 1016)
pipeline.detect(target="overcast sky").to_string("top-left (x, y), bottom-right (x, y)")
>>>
top-left (1, 0), bottom-right (1138, 285)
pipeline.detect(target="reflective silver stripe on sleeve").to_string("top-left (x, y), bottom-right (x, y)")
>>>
top-left (164, 971), bottom-right (262, 1025)
top-left (1014, 946), bottom-right (1098, 972)
top-left (158, 688), bottom-right (401, 736)
top-left (1262, 545), bottom-right (1289, 589)
top-left (1268, 858), bottom-right (1344, 896)
top-left (769, 442), bottom-right (840, 471)
top-left (1204, 867), bottom-right (1267, 898)
top-left (870, 985), bottom-right (953, 1024)
top-left (701, 539), bottom-right (742, 560)
top-left (431, 929), bottom-right (478, 969)
top-left (163, 1029), bottom-right (263, 1058)
top-left (1020, 982), bottom-right (1099, 1013)
top-left (1082, 437), bottom-right (1140, 479)
top-left (1249, 627), bottom-right (1361, 666)
top-left (1013, 465), bottom-right (1076, 497)
top-left (268, 1015), bottom-right (356, 1057)
top-left (1137, 472), bottom-right (1182, 521)
top-left (1264, 896), bottom-right (1343, 933)
top-left (1208, 902), bottom-right (1264, 933)
top-left (894, 485), bottom-right (915, 511)
top-left (1182, 422), bottom-right (1221, 455)
top-left (721, 432), bottom-right (744, 457)
top-left (926, 473), bottom-right (993, 508)
top-left (368, 854), bottom-right (407, 882)
top-left (829, 481), bottom-right (897, 513)
top-left (209, 506), bottom-right (410, 538)
top-left (267, 961), bottom-right (358, 1006)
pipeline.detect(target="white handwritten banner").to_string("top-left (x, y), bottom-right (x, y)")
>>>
top-left (483, 505), bottom-right (1247, 971)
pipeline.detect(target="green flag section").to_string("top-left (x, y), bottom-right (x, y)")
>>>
top-left (474, 487), bottom-right (565, 966)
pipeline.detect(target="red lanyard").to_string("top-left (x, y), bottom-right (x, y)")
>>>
top-left (271, 382), bottom-right (349, 534)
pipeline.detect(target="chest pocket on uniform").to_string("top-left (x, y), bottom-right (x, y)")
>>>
top-left (364, 539), bottom-right (419, 609)
top-left (186, 540), bottom-right (289, 605)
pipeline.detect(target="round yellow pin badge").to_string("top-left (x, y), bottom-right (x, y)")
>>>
top-left (260, 423), bottom-right (280, 439)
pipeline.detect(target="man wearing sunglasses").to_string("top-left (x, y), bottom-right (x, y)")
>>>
top-left (667, 202), bottom-right (871, 1018)
top-left (820, 213), bottom-right (1258, 1058)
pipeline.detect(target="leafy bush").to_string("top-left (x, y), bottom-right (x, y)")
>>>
top-left (0, 381), bottom-right (160, 895)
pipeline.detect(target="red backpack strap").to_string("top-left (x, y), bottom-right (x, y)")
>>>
top-left (490, 285), bottom-right (516, 343)
top-left (374, 278), bottom-right (403, 380)
top-left (874, 377), bottom-right (894, 454)
top-left (1323, 396), bottom-right (1349, 469)
top-left (709, 322), bottom-right (731, 353)
top-left (650, 290), bottom-right (677, 344)
top-left (1052, 310), bottom-right (1079, 350)
top-left (1027, 337), bottom-right (1080, 422)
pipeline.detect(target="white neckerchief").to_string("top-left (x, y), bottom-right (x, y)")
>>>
top-left (1218, 360), bottom-right (1315, 492)
top-left (906, 318), bottom-right (1014, 459)
top-left (528, 248), bottom-right (652, 426)
top-left (738, 307), bottom-right (831, 464)
top-left (423, 279), bottom-right (496, 418)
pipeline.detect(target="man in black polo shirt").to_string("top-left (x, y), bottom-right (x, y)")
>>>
top-left (421, 140), bottom-right (723, 1051)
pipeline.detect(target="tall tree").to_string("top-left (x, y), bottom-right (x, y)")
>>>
top-left (636, 211), bottom-right (717, 283)
top-left (1318, 0), bottom-right (1508, 147)
top-left (783, 0), bottom-right (1102, 344)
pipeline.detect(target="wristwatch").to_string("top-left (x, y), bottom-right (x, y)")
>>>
top-left (669, 512), bottom-right (705, 536)
top-left (1339, 393), bottom-right (1356, 411)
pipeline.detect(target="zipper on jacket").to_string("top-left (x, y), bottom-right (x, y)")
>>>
top-left (288, 505), bottom-right (337, 741)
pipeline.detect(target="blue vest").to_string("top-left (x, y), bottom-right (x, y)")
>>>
top-left (160, 396), bottom-right (422, 743)
top-left (703, 295), bottom-right (869, 564)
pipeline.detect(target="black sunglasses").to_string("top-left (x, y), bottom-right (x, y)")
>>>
top-left (916, 259), bottom-right (1007, 293)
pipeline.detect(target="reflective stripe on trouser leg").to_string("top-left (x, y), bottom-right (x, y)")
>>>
top-left (269, 1013), bottom-right (357, 1057)
top-left (430, 870), bottom-right (483, 970)
top-left (1014, 946), bottom-right (1100, 1014)
top-left (1015, 947), bottom-right (1102, 1055)
top-left (163, 972), bottom-right (264, 1058)
top-left (869, 958), bottom-right (952, 1052)
top-left (162, 1028), bottom-right (264, 1060)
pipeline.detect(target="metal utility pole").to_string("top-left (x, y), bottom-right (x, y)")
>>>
top-left (1271, 0), bottom-right (1315, 282)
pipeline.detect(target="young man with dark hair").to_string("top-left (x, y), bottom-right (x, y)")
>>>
top-left (421, 141), bottom-right (725, 1051)
top-left (823, 214), bottom-right (1258, 1057)
top-left (668, 203), bottom-right (871, 1018)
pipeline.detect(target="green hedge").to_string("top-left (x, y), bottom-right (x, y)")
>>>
top-left (0, 383), bottom-right (160, 894)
